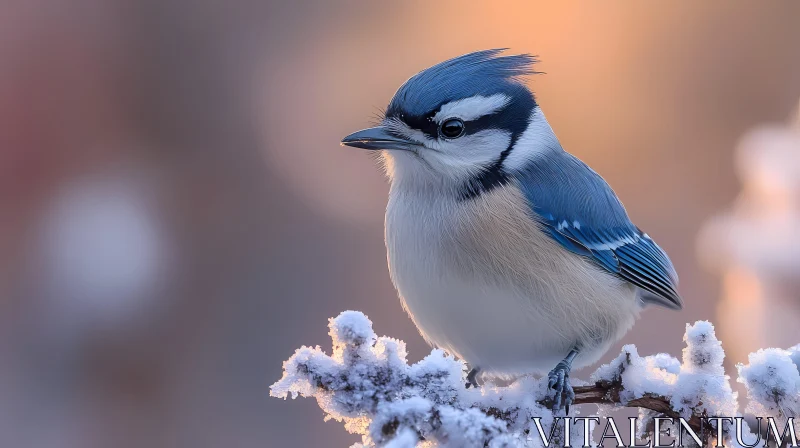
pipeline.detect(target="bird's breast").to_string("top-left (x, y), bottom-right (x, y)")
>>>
top-left (385, 183), bottom-right (585, 288)
top-left (384, 183), bottom-right (639, 374)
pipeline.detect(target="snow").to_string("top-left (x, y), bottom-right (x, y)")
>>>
top-left (671, 321), bottom-right (738, 419)
top-left (271, 312), bottom-right (796, 447)
top-left (737, 348), bottom-right (800, 427)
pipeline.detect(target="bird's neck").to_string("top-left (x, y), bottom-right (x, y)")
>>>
top-left (502, 106), bottom-right (563, 171)
top-left (459, 106), bottom-right (563, 200)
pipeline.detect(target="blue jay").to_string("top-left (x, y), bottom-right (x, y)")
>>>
top-left (341, 49), bottom-right (682, 412)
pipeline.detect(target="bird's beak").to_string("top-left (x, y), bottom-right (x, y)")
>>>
top-left (341, 126), bottom-right (418, 151)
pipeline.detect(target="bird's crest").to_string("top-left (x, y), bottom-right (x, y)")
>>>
top-left (386, 49), bottom-right (539, 119)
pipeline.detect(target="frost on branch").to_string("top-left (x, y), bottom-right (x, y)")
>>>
top-left (270, 311), bottom-right (577, 447)
top-left (271, 312), bottom-right (799, 447)
top-left (588, 322), bottom-right (746, 446)
top-left (738, 345), bottom-right (800, 432)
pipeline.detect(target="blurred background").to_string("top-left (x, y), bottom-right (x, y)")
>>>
top-left (2, 1), bottom-right (800, 446)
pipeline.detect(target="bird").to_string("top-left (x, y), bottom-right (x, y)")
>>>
top-left (340, 49), bottom-right (682, 412)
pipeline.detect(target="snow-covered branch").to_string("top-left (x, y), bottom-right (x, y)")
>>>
top-left (270, 311), bottom-right (800, 447)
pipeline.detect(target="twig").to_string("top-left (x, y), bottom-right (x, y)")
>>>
top-left (536, 381), bottom-right (703, 434)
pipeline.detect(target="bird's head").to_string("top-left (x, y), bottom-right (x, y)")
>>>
top-left (342, 49), bottom-right (561, 198)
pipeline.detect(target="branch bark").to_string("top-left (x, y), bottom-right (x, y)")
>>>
top-left (536, 381), bottom-right (704, 434)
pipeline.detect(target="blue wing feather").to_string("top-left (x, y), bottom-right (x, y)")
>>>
top-left (515, 150), bottom-right (682, 310)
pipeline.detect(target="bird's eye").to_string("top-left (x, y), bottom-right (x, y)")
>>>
top-left (439, 118), bottom-right (465, 139)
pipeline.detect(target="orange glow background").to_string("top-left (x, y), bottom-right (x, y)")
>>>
top-left (1, 1), bottom-right (800, 447)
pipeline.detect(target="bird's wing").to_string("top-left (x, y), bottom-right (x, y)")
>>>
top-left (514, 151), bottom-right (682, 310)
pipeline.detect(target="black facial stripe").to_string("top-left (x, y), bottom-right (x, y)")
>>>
top-left (458, 89), bottom-right (536, 201)
top-left (390, 97), bottom-right (515, 140)
top-left (457, 141), bottom-right (515, 201)
top-left (384, 85), bottom-right (536, 200)
top-left (397, 113), bottom-right (438, 139)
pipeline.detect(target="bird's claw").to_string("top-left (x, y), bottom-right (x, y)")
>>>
top-left (547, 360), bottom-right (574, 414)
top-left (465, 367), bottom-right (480, 389)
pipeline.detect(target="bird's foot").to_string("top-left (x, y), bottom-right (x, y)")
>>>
top-left (465, 367), bottom-right (480, 389)
top-left (547, 360), bottom-right (575, 414)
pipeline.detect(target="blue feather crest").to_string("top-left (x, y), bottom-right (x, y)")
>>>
top-left (387, 49), bottom-right (539, 118)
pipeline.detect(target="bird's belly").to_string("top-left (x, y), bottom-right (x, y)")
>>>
top-left (385, 185), bottom-right (640, 375)
top-left (393, 271), bottom-right (576, 374)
